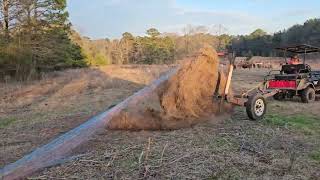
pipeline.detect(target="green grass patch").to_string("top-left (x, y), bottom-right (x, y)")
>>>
top-left (309, 149), bottom-right (320, 162)
top-left (265, 115), bottom-right (320, 135)
top-left (0, 117), bottom-right (18, 128)
top-left (209, 136), bottom-right (237, 150)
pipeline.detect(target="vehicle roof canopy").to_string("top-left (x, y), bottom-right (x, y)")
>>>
top-left (275, 44), bottom-right (320, 54)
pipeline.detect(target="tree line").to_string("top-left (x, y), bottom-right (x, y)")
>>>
top-left (71, 25), bottom-right (223, 66)
top-left (231, 18), bottom-right (320, 57)
top-left (1, 1), bottom-right (319, 81)
top-left (75, 18), bottom-right (320, 67)
top-left (0, 0), bottom-right (85, 81)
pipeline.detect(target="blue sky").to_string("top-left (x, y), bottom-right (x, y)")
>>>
top-left (67, 0), bottom-right (320, 39)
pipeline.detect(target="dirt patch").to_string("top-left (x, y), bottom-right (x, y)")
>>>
top-left (107, 47), bottom-right (233, 130)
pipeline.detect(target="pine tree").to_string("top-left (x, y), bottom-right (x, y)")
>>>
top-left (0, 0), bottom-right (85, 80)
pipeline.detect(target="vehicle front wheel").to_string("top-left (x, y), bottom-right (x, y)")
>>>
top-left (301, 87), bottom-right (315, 103)
top-left (246, 93), bottom-right (267, 121)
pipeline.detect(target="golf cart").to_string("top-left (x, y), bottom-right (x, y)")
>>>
top-left (220, 44), bottom-right (320, 121)
top-left (266, 44), bottom-right (320, 103)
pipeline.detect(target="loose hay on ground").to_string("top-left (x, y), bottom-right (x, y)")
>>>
top-left (0, 65), bottom-right (171, 167)
top-left (107, 47), bottom-right (233, 130)
top-left (35, 109), bottom-right (320, 179)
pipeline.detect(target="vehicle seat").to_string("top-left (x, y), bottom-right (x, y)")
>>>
top-left (274, 74), bottom-right (297, 80)
top-left (275, 64), bottom-right (311, 80)
top-left (281, 64), bottom-right (310, 74)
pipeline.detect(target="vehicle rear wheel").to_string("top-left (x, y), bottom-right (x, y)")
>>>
top-left (246, 93), bottom-right (267, 121)
top-left (301, 87), bottom-right (315, 103)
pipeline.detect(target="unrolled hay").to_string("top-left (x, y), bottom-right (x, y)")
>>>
top-left (107, 47), bottom-right (233, 130)
top-left (0, 47), bottom-right (234, 179)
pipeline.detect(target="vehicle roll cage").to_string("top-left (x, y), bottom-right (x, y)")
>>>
top-left (275, 44), bottom-right (320, 65)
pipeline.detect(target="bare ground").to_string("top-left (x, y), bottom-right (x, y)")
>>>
top-left (1, 67), bottom-right (320, 179)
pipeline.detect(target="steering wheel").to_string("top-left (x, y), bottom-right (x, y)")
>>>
top-left (306, 64), bottom-right (312, 72)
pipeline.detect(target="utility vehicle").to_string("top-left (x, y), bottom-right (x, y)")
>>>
top-left (220, 44), bottom-right (320, 120)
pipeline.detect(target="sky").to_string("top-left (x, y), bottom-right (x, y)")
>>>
top-left (67, 0), bottom-right (320, 39)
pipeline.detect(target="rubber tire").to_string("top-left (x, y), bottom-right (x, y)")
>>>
top-left (246, 93), bottom-right (267, 121)
top-left (301, 87), bottom-right (316, 103)
top-left (273, 93), bottom-right (285, 101)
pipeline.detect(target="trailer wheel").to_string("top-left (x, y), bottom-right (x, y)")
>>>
top-left (246, 93), bottom-right (267, 120)
top-left (301, 87), bottom-right (315, 103)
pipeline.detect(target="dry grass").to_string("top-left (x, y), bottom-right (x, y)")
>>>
top-left (0, 65), bottom-right (172, 167)
top-left (1, 66), bottom-right (320, 179)
top-left (34, 106), bottom-right (320, 179)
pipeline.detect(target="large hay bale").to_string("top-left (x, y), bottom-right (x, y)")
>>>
top-left (107, 47), bottom-right (233, 130)
top-left (0, 47), bottom-right (234, 179)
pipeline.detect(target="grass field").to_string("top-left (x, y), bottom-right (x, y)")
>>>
top-left (0, 65), bottom-right (171, 167)
top-left (1, 66), bottom-right (320, 179)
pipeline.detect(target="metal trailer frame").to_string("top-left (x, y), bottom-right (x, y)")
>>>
top-left (275, 44), bottom-right (320, 65)
top-left (219, 53), bottom-right (278, 121)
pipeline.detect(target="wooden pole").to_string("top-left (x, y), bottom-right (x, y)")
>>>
top-left (224, 64), bottom-right (234, 95)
